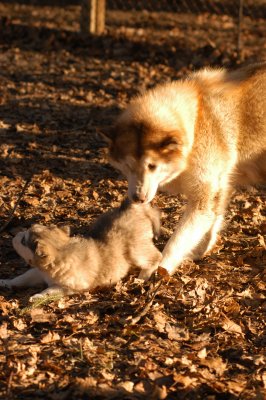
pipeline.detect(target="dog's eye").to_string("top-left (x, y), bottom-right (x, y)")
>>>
top-left (148, 163), bottom-right (157, 171)
top-left (160, 137), bottom-right (179, 151)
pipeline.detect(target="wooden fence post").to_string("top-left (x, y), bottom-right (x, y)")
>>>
top-left (80, 0), bottom-right (106, 34)
top-left (237, 0), bottom-right (244, 61)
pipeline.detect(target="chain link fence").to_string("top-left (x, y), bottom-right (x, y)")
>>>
top-left (101, 0), bottom-right (266, 62)
top-left (1, 1), bottom-right (265, 62)
top-left (106, 0), bottom-right (266, 18)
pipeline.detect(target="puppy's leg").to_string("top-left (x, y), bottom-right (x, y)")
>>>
top-left (29, 285), bottom-right (74, 302)
top-left (0, 268), bottom-right (45, 289)
top-left (138, 248), bottom-right (162, 280)
top-left (160, 186), bottom-right (228, 275)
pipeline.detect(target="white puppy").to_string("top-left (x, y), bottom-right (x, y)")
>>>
top-left (0, 200), bottom-right (161, 301)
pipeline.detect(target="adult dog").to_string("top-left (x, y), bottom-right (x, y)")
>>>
top-left (102, 63), bottom-right (266, 275)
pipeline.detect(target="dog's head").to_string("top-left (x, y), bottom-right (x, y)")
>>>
top-left (12, 224), bottom-right (71, 268)
top-left (102, 83), bottom-right (197, 203)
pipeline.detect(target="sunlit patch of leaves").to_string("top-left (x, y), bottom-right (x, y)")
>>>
top-left (0, 2), bottom-right (265, 399)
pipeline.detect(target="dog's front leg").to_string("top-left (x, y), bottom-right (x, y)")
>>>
top-left (0, 268), bottom-right (46, 289)
top-left (160, 202), bottom-right (216, 275)
top-left (190, 214), bottom-right (224, 260)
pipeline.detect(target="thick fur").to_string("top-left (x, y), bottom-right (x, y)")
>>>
top-left (103, 63), bottom-right (266, 275)
top-left (0, 200), bottom-right (161, 300)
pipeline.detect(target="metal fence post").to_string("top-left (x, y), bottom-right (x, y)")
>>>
top-left (80, 0), bottom-right (106, 34)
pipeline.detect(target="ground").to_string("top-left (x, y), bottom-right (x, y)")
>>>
top-left (0, 2), bottom-right (265, 399)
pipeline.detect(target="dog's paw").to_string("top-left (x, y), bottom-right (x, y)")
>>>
top-left (0, 279), bottom-right (12, 289)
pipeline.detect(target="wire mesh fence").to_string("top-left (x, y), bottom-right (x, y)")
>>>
top-left (1, 1), bottom-right (265, 63)
top-left (101, 0), bottom-right (265, 62)
top-left (106, 0), bottom-right (266, 19)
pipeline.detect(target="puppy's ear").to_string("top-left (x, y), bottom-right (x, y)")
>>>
top-left (34, 241), bottom-right (55, 268)
top-left (97, 126), bottom-right (115, 144)
top-left (59, 225), bottom-right (71, 236)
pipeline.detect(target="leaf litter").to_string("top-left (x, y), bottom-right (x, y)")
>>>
top-left (0, 2), bottom-right (265, 399)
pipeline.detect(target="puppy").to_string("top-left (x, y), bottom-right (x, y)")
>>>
top-left (0, 200), bottom-right (161, 301)
top-left (102, 63), bottom-right (266, 275)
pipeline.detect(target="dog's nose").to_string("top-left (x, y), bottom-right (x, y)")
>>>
top-left (132, 193), bottom-right (146, 203)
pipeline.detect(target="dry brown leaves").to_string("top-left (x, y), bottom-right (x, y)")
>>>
top-left (0, 2), bottom-right (265, 399)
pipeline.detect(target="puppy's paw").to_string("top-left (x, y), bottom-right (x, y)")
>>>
top-left (138, 270), bottom-right (153, 281)
top-left (0, 279), bottom-right (12, 289)
top-left (29, 293), bottom-right (46, 302)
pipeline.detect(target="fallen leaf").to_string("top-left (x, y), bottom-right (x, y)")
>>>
top-left (157, 266), bottom-right (170, 277)
top-left (13, 318), bottom-right (27, 331)
top-left (30, 309), bottom-right (56, 323)
top-left (197, 347), bottom-right (207, 359)
top-left (40, 331), bottom-right (60, 344)
top-left (173, 373), bottom-right (197, 388)
top-left (262, 371), bottom-right (266, 389)
top-left (153, 311), bottom-right (167, 333)
top-left (75, 376), bottom-right (97, 390)
top-left (101, 370), bottom-right (115, 381)
top-left (258, 234), bottom-right (266, 249)
top-left (165, 323), bottom-right (189, 341)
top-left (117, 381), bottom-right (134, 392)
top-left (0, 322), bottom-right (9, 339)
top-left (201, 357), bottom-right (227, 376)
top-left (226, 379), bottom-right (247, 394)
top-left (85, 311), bottom-right (99, 325)
top-left (221, 317), bottom-right (244, 336)
top-left (92, 190), bottom-right (99, 200)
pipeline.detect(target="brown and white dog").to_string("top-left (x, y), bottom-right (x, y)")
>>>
top-left (0, 200), bottom-right (161, 300)
top-left (102, 63), bottom-right (266, 275)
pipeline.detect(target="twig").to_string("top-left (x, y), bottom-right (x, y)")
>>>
top-left (0, 178), bottom-right (31, 234)
top-left (128, 278), bottom-right (165, 325)
top-left (6, 370), bottom-right (13, 399)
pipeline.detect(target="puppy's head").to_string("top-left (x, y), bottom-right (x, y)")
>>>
top-left (102, 83), bottom-right (197, 203)
top-left (12, 224), bottom-right (71, 268)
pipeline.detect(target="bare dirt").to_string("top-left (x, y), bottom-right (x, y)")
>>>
top-left (0, 2), bottom-right (265, 399)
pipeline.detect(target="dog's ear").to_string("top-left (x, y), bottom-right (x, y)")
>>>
top-left (159, 136), bottom-right (179, 152)
top-left (97, 126), bottom-right (115, 144)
